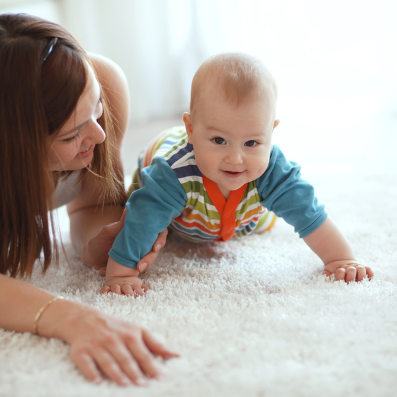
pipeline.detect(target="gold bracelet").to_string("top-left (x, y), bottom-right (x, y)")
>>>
top-left (33, 296), bottom-right (65, 336)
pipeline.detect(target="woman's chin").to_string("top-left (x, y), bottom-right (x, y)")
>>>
top-left (50, 155), bottom-right (93, 172)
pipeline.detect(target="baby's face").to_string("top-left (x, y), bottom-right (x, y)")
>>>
top-left (184, 87), bottom-right (278, 199)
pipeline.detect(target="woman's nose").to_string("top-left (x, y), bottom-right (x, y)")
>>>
top-left (82, 119), bottom-right (106, 145)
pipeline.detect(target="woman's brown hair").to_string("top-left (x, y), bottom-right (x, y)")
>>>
top-left (0, 14), bottom-right (125, 278)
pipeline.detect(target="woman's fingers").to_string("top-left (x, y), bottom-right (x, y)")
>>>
top-left (92, 349), bottom-right (142, 387)
top-left (142, 329), bottom-right (180, 359)
top-left (71, 351), bottom-right (103, 384)
top-left (154, 228), bottom-right (168, 252)
top-left (104, 342), bottom-right (149, 386)
top-left (127, 335), bottom-right (161, 379)
top-left (137, 229), bottom-right (168, 272)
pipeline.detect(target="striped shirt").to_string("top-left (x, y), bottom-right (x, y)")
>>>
top-left (109, 127), bottom-right (327, 269)
top-left (132, 127), bottom-right (274, 243)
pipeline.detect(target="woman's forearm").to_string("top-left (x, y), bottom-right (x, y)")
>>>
top-left (0, 273), bottom-right (84, 338)
top-left (68, 203), bottom-right (123, 255)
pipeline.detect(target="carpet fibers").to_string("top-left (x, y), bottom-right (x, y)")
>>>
top-left (1, 174), bottom-right (396, 397)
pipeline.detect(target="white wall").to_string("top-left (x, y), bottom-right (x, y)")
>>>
top-left (2, 0), bottom-right (396, 177)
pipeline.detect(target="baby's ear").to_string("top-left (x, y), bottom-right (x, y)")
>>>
top-left (183, 112), bottom-right (194, 143)
top-left (273, 119), bottom-right (280, 130)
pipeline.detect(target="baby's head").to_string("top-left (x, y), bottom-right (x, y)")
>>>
top-left (183, 52), bottom-right (280, 199)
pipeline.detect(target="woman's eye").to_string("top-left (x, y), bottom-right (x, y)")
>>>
top-left (213, 137), bottom-right (226, 145)
top-left (245, 140), bottom-right (258, 147)
top-left (62, 127), bottom-right (83, 144)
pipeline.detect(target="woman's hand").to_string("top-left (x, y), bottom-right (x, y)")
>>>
top-left (55, 305), bottom-right (179, 386)
top-left (81, 208), bottom-right (168, 275)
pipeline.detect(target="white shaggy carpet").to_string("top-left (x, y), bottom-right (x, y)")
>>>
top-left (1, 173), bottom-right (397, 397)
top-left (1, 92), bottom-right (397, 397)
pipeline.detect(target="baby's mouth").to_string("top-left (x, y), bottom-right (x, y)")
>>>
top-left (222, 170), bottom-right (244, 178)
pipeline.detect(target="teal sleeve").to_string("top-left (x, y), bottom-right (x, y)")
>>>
top-left (109, 157), bottom-right (187, 268)
top-left (257, 145), bottom-right (327, 238)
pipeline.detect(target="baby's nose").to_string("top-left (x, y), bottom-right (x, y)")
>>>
top-left (225, 149), bottom-right (243, 165)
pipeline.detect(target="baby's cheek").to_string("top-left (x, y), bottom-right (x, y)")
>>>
top-left (250, 159), bottom-right (269, 180)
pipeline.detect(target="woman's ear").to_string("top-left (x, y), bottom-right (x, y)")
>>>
top-left (273, 119), bottom-right (280, 130)
top-left (183, 112), bottom-right (193, 143)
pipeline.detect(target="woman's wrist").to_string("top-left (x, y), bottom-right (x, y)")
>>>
top-left (37, 298), bottom-right (93, 343)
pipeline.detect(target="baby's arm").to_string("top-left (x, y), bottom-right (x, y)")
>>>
top-left (101, 157), bottom-right (187, 296)
top-left (101, 257), bottom-right (147, 296)
top-left (303, 217), bottom-right (374, 282)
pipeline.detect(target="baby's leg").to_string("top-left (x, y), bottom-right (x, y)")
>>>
top-left (253, 210), bottom-right (277, 234)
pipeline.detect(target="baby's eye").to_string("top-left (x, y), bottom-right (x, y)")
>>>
top-left (245, 140), bottom-right (258, 147)
top-left (213, 137), bottom-right (226, 145)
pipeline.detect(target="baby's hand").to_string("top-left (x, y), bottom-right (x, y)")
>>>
top-left (100, 257), bottom-right (148, 296)
top-left (101, 275), bottom-right (148, 296)
top-left (323, 260), bottom-right (374, 283)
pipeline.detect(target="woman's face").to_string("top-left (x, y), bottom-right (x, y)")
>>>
top-left (47, 63), bottom-right (105, 171)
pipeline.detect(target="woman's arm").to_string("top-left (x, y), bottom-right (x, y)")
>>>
top-left (0, 273), bottom-right (178, 385)
top-left (67, 54), bottom-right (166, 272)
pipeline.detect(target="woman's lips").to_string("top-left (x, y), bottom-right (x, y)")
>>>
top-left (222, 170), bottom-right (244, 178)
top-left (75, 144), bottom-right (95, 159)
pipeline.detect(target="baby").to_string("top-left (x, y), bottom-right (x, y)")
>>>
top-left (102, 52), bottom-right (373, 296)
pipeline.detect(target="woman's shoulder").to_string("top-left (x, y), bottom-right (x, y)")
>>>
top-left (88, 53), bottom-right (128, 89)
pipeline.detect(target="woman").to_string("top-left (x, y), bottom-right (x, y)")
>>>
top-left (0, 13), bottom-right (176, 386)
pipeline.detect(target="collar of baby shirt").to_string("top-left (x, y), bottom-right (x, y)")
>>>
top-left (202, 175), bottom-right (248, 242)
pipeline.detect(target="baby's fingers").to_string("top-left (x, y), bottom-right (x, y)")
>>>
top-left (356, 266), bottom-right (367, 282)
top-left (322, 270), bottom-right (332, 279)
top-left (344, 266), bottom-right (357, 283)
top-left (334, 267), bottom-right (346, 281)
top-left (100, 285), bottom-right (111, 294)
top-left (121, 284), bottom-right (135, 296)
top-left (111, 284), bottom-right (122, 294)
top-left (365, 266), bottom-right (374, 280)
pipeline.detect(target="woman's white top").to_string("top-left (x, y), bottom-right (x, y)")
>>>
top-left (52, 172), bottom-right (83, 209)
